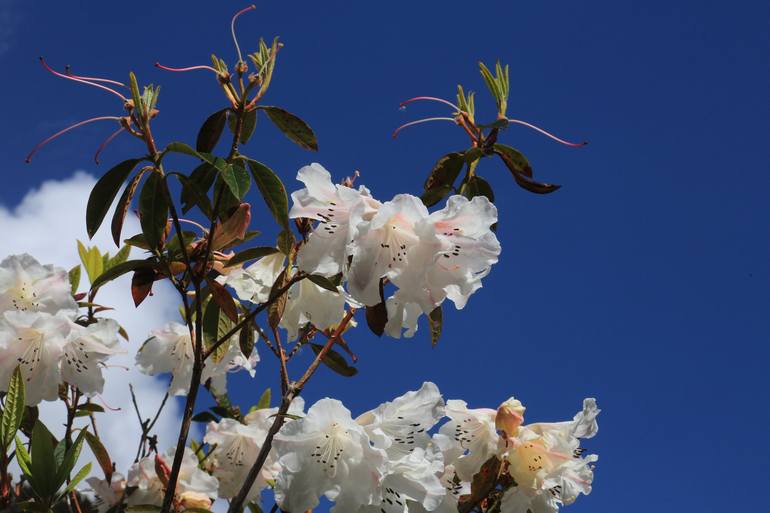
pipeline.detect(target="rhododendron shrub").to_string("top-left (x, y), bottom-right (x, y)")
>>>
top-left (0, 6), bottom-right (597, 513)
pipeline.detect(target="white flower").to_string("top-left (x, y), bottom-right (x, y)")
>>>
top-left (347, 195), bottom-right (429, 306)
top-left (273, 398), bottom-right (387, 513)
top-left (0, 254), bottom-right (77, 317)
top-left (406, 464), bottom-right (469, 513)
top-left (62, 318), bottom-right (124, 396)
top-left (86, 472), bottom-right (126, 513)
top-left (357, 382), bottom-right (445, 456)
top-left (221, 252), bottom-right (285, 304)
top-left (500, 399), bottom-right (600, 513)
top-left (350, 383), bottom-right (446, 513)
top-left (126, 447), bottom-right (218, 510)
top-left (383, 294), bottom-right (423, 339)
top-left (435, 400), bottom-right (498, 482)
top-left (205, 397), bottom-right (306, 502)
top-left (289, 163), bottom-right (380, 277)
top-left (391, 195), bottom-right (500, 314)
top-left (0, 310), bottom-right (70, 405)
top-left (281, 273), bottom-right (347, 341)
top-left (136, 322), bottom-right (258, 396)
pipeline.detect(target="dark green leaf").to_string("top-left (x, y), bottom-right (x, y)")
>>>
top-left (257, 106), bottom-right (318, 151)
top-left (68, 266), bottom-right (81, 295)
top-left (191, 411), bottom-right (218, 423)
top-left (76, 403), bottom-right (105, 414)
top-left (220, 161), bottom-right (251, 200)
top-left (458, 456), bottom-right (502, 513)
top-left (112, 168), bottom-right (147, 247)
top-left (138, 172), bottom-right (169, 251)
top-left (255, 388), bottom-right (271, 410)
top-left (55, 429), bottom-right (87, 489)
top-left (202, 299), bottom-right (233, 363)
top-left (245, 159), bottom-right (289, 230)
top-left (196, 109), bottom-right (229, 153)
top-left (463, 175), bottom-right (495, 202)
top-left (123, 233), bottom-right (150, 250)
top-left (424, 153), bottom-right (464, 191)
top-left (87, 159), bottom-right (142, 239)
top-left (307, 274), bottom-right (340, 293)
top-left (238, 322), bottom-right (255, 358)
top-left (493, 143), bottom-right (532, 177)
top-left (180, 163), bottom-right (216, 214)
top-left (230, 109), bottom-right (258, 144)
top-left (225, 247), bottom-right (279, 268)
top-left (84, 431), bottom-right (112, 481)
top-left (90, 259), bottom-right (157, 291)
top-left (428, 305), bottom-right (443, 347)
top-left (1, 366), bottom-right (25, 449)
top-left (310, 344), bottom-right (358, 377)
top-left (30, 421), bottom-right (58, 497)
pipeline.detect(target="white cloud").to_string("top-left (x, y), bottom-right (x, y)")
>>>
top-left (0, 171), bottom-right (197, 475)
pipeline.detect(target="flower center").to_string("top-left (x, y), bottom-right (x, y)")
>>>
top-left (9, 280), bottom-right (39, 312)
top-left (310, 422), bottom-right (350, 477)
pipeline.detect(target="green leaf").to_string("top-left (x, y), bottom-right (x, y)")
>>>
top-left (76, 403), bottom-right (105, 414)
top-left (1, 367), bottom-right (25, 449)
top-left (276, 229), bottom-right (294, 256)
top-left (55, 429), bottom-right (87, 490)
top-left (255, 388), bottom-right (271, 410)
top-left (179, 165), bottom-right (215, 215)
top-left (493, 143), bottom-right (560, 194)
top-left (112, 168), bottom-right (147, 247)
top-left (238, 322), bottom-right (255, 358)
top-left (30, 421), bottom-right (58, 497)
top-left (257, 106), bottom-right (318, 151)
top-left (307, 274), bottom-right (340, 293)
top-left (77, 241), bottom-right (103, 285)
top-left (224, 246), bottom-right (279, 268)
top-left (107, 244), bottom-right (131, 269)
top-left (230, 109), bottom-right (258, 144)
top-left (202, 300), bottom-right (233, 363)
top-left (86, 159), bottom-right (143, 239)
top-left (165, 141), bottom-right (208, 161)
top-left (126, 505), bottom-right (163, 512)
top-left (196, 109), bottom-right (229, 153)
top-left (421, 152), bottom-right (465, 207)
top-left (493, 143), bottom-right (532, 177)
top-left (62, 462), bottom-right (91, 495)
top-left (245, 159), bottom-right (289, 230)
top-left (310, 344), bottom-right (358, 377)
top-left (129, 72), bottom-right (144, 121)
top-left (191, 411), bottom-right (218, 423)
top-left (15, 436), bottom-right (32, 475)
top-left (84, 431), bottom-right (112, 481)
top-left (428, 305), bottom-right (443, 347)
top-left (90, 259), bottom-right (158, 291)
top-left (247, 502), bottom-right (264, 513)
top-left (138, 172), bottom-right (169, 251)
top-left (68, 266), bottom-right (81, 295)
top-left (462, 175), bottom-right (495, 203)
top-left (220, 161), bottom-right (251, 200)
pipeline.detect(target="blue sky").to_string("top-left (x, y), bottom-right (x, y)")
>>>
top-left (1, 1), bottom-right (769, 512)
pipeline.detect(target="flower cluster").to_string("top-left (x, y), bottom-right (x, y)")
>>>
top-left (135, 321), bottom-right (260, 396)
top-left (88, 382), bottom-right (598, 513)
top-left (225, 163), bottom-right (501, 340)
top-left (0, 254), bottom-right (123, 405)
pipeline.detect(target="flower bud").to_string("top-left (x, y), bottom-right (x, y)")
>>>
top-left (495, 397), bottom-right (525, 436)
top-left (179, 491), bottom-right (213, 510)
top-left (154, 453), bottom-right (171, 488)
